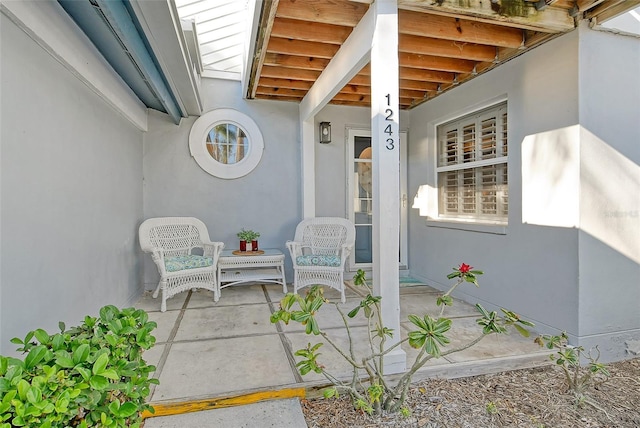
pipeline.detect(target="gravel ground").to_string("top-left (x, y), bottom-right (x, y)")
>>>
top-left (302, 357), bottom-right (640, 427)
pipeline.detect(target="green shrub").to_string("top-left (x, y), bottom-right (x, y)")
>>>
top-left (535, 331), bottom-right (609, 405)
top-left (271, 264), bottom-right (534, 415)
top-left (0, 305), bottom-right (158, 427)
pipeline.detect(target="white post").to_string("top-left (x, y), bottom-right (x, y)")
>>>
top-left (300, 117), bottom-right (315, 218)
top-left (370, 0), bottom-right (405, 374)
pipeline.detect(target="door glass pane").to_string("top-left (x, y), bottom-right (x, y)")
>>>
top-left (354, 225), bottom-right (372, 263)
top-left (354, 136), bottom-right (372, 264)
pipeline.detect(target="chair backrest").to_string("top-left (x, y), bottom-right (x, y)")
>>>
top-left (293, 217), bottom-right (355, 255)
top-left (139, 217), bottom-right (210, 257)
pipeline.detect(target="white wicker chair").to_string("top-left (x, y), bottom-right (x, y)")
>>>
top-left (286, 217), bottom-right (355, 303)
top-left (139, 217), bottom-right (224, 312)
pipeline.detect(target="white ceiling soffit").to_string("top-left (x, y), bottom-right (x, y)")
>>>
top-left (599, 6), bottom-right (640, 35)
top-left (176, 0), bottom-right (248, 81)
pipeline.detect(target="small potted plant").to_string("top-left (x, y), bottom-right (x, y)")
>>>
top-left (237, 228), bottom-right (260, 251)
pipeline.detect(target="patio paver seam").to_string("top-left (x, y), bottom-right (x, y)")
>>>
top-left (148, 290), bottom-right (192, 399)
top-left (262, 284), bottom-right (305, 383)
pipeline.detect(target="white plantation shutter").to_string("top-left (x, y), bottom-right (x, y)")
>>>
top-left (437, 102), bottom-right (508, 223)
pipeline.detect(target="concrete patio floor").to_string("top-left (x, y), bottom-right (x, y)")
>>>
top-left (135, 281), bottom-right (549, 426)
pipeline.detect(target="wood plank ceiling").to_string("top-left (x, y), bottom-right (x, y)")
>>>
top-left (246, 0), bottom-right (639, 109)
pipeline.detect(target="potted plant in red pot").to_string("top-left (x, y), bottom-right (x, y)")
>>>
top-left (237, 228), bottom-right (260, 251)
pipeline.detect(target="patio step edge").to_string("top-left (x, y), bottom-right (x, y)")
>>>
top-left (143, 387), bottom-right (306, 419)
top-left (143, 352), bottom-right (551, 419)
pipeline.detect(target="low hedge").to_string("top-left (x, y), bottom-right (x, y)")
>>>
top-left (0, 305), bottom-right (158, 427)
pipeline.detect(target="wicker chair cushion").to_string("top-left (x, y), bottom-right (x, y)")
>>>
top-left (164, 255), bottom-right (213, 272)
top-left (295, 255), bottom-right (341, 267)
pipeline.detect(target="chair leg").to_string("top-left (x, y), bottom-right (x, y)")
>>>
top-left (160, 288), bottom-right (167, 313)
top-left (214, 282), bottom-right (220, 302)
top-left (152, 281), bottom-right (162, 299)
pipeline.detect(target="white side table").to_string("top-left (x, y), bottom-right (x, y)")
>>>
top-left (217, 248), bottom-right (287, 293)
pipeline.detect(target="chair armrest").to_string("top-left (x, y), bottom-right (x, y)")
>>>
top-left (148, 247), bottom-right (167, 275)
top-left (339, 243), bottom-right (353, 266)
top-left (202, 241), bottom-right (225, 264)
top-left (286, 241), bottom-right (304, 261)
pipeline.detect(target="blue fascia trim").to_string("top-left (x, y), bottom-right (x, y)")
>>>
top-left (95, 0), bottom-right (183, 124)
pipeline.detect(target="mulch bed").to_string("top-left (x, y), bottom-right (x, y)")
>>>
top-left (302, 357), bottom-right (640, 427)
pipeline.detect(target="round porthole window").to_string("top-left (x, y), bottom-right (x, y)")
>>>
top-left (189, 109), bottom-right (264, 179)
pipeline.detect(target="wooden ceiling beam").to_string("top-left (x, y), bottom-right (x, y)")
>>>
top-left (270, 18), bottom-right (352, 44)
top-left (577, 0), bottom-right (607, 12)
top-left (585, 0), bottom-right (640, 21)
top-left (247, 0), bottom-right (279, 99)
top-left (399, 67), bottom-right (455, 83)
top-left (358, 64), bottom-right (455, 83)
top-left (347, 74), bottom-right (371, 86)
top-left (399, 79), bottom-right (439, 91)
top-left (254, 94), bottom-right (302, 103)
top-left (339, 84), bottom-right (428, 100)
top-left (260, 65), bottom-right (321, 81)
top-left (398, 0), bottom-right (575, 32)
top-left (330, 100), bottom-right (414, 109)
top-left (399, 52), bottom-right (477, 74)
top-left (332, 92), bottom-right (370, 102)
top-left (398, 9), bottom-right (524, 48)
top-left (331, 92), bottom-right (415, 104)
top-left (276, 0), bottom-right (368, 26)
top-left (263, 53), bottom-right (329, 71)
top-left (258, 77), bottom-right (313, 90)
top-left (256, 86), bottom-right (307, 97)
top-left (399, 34), bottom-right (497, 62)
top-left (266, 37), bottom-right (339, 59)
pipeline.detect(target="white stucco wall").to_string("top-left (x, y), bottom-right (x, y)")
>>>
top-left (407, 25), bottom-right (640, 361)
top-left (142, 79), bottom-right (300, 287)
top-left (576, 24), bottom-right (640, 356)
top-left (0, 15), bottom-right (144, 355)
top-left (407, 31), bottom-right (582, 338)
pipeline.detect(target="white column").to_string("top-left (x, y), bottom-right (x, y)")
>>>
top-left (370, 0), bottom-right (405, 374)
top-left (300, 117), bottom-right (315, 218)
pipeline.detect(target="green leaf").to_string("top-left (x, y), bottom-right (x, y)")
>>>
top-left (323, 387), bottom-right (337, 399)
top-left (24, 345), bottom-right (47, 370)
top-left (513, 324), bottom-right (530, 337)
top-left (100, 369), bottom-right (119, 380)
top-left (25, 386), bottom-right (42, 404)
top-left (108, 400), bottom-right (120, 414)
top-left (424, 336), bottom-right (441, 357)
top-left (34, 329), bottom-right (50, 345)
top-left (55, 356), bottom-right (75, 369)
top-left (347, 306), bottom-right (360, 318)
top-left (118, 402), bottom-right (138, 418)
top-left (72, 344), bottom-right (90, 365)
top-left (51, 335), bottom-right (65, 351)
top-left (92, 353), bottom-right (109, 375)
top-left (407, 314), bottom-right (427, 330)
top-left (437, 295), bottom-right (453, 307)
top-left (75, 366), bottom-right (91, 381)
top-left (408, 331), bottom-right (426, 349)
top-left (475, 304), bottom-right (490, 318)
top-left (353, 269), bottom-right (366, 286)
top-left (89, 375), bottom-right (109, 390)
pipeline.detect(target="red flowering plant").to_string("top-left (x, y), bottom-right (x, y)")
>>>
top-left (434, 263), bottom-right (483, 308)
top-left (271, 263), bottom-right (534, 415)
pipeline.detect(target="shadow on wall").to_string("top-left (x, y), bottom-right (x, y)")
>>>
top-left (522, 124), bottom-right (639, 264)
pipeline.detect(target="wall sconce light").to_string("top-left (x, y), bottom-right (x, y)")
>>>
top-left (319, 122), bottom-right (331, 144)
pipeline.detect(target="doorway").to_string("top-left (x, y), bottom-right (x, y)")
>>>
top-left (346, 128), bottom-right (408, 271)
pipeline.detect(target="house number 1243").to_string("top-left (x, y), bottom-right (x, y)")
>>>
top-left (384, 93), bottom-right (395, 150)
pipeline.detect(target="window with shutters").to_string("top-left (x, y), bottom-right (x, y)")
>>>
top-left (436, 102), bottom-right (508, 224)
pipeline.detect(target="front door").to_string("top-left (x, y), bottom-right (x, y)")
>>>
top-left (346, 128), bottom-right (408, 271)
